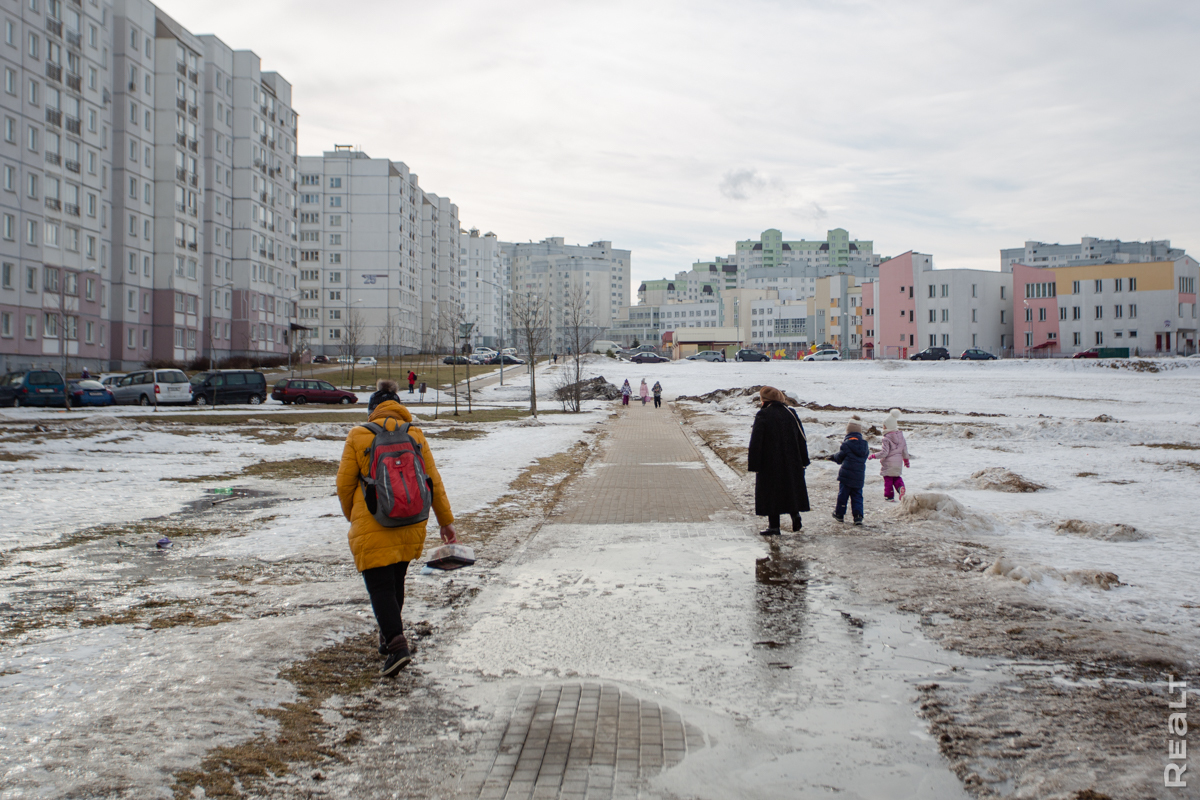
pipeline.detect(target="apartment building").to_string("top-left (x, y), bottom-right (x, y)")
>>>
top-left (196, 38), bottom-right (299, 364)
top-left (1001, 237), bottom-right (1184, 271)
top-left (418, 191), bottom-right (458, 350)
top-left (0, 0), bottom-right (114, 374)
top-left (503, 237), bottom-right (631, 354)
top-left (734, 228), bottom-right (878, 275)
top-left (1013, 257), bottom-right (1198, 356)
top-left (458, 227), bottom-right (505, 348)
top-left (296, 148), bottom-right (425, 358)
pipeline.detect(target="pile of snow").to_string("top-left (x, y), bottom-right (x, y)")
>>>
top-left (294, 422), bottom-right (355, 440)
top-left (985, 556), bottom-right (1123, 590)
top-left (895, 492), bottom-right (993, 530)
top-left (1054, 519), bottom-right (1147, 542)
top-left (968, 467), bottom-right (1046, 493)
top-left (677, 385), bottom-right (766, 404)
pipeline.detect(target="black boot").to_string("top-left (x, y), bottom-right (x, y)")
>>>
top-left (758, 527), bottom-right (781, 536)
top-left (853, 517), bottom-right (863, 526)
top-left (790, 514), bottom-right (802, 532)
top-left (381, 634), bottom-right (411, 677)
top-left (378, 630), bottom-right (388, 656)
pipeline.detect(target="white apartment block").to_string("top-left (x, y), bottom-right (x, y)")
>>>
top-left (503, 237), bottom-right (631, 354)
top-left (458, 227), bottom-right (505, 348)
top-left (419, 191), bottom-right (458, 350)
top-left (1001, 237), bottom-right (1184, 271)
top-left (0, 0), bottom-right (115, 374)
top-left (297, 148), bottom-right (425, 357)
top-left (915, 268), bottom-right (1013, 355)
top-left (198, 36), bottom-right (298, 363)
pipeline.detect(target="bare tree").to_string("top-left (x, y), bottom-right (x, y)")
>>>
top-left (377, 311), bottom-right (400, 383)
top-left (560, 285), bottom-right (600, 412)
top-left (510, 290), bottom-right (551, 417)
top-left (343, 309), bottom-right (367, 389)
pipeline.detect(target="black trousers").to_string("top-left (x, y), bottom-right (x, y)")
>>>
top-left (653, 395), bottom-right (661, 408)
top-left (362, 561), bottom-right (409, 641)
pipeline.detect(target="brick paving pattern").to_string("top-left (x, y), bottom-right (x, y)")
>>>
top-left (456, 401), bottom-right (729, 799)
top-left (555, 401), bottom-right (733, 524)
top-left (461, 684), bottom-right (704, 800)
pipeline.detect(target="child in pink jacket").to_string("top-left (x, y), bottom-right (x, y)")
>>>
top-left (869, 409), bottom-right (910, 501)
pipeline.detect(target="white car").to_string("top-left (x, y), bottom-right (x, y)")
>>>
top-left (357, 356), bottom-right (378, 366)
top-left (804, 349), bottom-right (841, 361)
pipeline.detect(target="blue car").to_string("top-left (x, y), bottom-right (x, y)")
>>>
top-left (0, 369), bottom-right (68, 407)
top-left (68, 379), bottom-right (115, 407)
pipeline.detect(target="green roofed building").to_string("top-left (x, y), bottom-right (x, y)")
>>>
top-left (734, 228), bottom-right (875, 274)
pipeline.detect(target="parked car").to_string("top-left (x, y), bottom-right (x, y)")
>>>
top-left (486, 354), bottom-right (525, 365)
top-left (960, 348), bottom-right (997, 361)
top-left (0, 369), bottom-right (67, 407)
top-left (336, 356), bottom-right (354, 364)
top-left (630, 352), bottom-right (670, 364)
top-left (624, 344), bottom-right (658, 355)
top-left (1072, 348), bottom-right (1100, 359)
top-left (67, 379), bottom-right (115, 407)
top-left (111, 369), bottom-right (192, 406)
top-left (443, 355), bottom-right (471, 365)
top-left (909, 347), bottom-right (950, 361)
top-left (311, 355), bottom-right (330, 364)
top-left (357, 356), bottom-right (377, 367)
top-left (804, 349), bottom-right (841, 362)
top-left (686, 350), bottom-right (727, 362)
top-left (734, 349), bottom-right (770, 362)
top-left (472, 347), bottom-right (497, 359)
top-left (271, 378), bottom-right (357, 405)
top-left (468, 354), bottom-right (489, 365)
top-left (501, 347), bottom-right (517, 356)
top-left (188, 370), bottom-right (268, 405)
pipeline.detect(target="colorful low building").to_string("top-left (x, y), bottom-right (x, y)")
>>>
top-left (1011, 257), bottom-right (1199, 356)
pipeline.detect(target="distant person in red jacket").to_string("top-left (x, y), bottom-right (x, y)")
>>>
top-left (407, 371), bottom-right (417, 394)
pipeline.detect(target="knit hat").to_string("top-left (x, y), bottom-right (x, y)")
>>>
top-left (883, 409), bottom-right (901, 432)
top-left (759, 386), bottom-right (788, 405)
top-left (368, 378), bottom-right (401, 413)
top-left (846, 415), bottom-right (862, 434)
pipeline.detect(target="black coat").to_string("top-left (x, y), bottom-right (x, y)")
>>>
top-left (748, 401), bottom-right (811, 515)
top-left (830, 431), bottom-right (869, 488)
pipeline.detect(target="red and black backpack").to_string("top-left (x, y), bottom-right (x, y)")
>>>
top-left (360, 419), bottom-right (433, 527)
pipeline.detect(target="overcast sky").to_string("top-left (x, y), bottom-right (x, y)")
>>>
top-left (157, 0), bottom-right (1199, 284)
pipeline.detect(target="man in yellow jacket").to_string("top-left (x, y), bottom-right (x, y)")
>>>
top-left (337, 379), bottom-right (457, 676)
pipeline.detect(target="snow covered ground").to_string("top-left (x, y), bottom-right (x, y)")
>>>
top-left (622, 357), bottom-right (1200, 657)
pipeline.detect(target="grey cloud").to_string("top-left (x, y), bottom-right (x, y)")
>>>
top-left (719, 169), bottom-right (786, 201)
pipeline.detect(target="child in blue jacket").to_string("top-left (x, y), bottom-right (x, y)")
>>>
top-left (828, 416), bottom-right (869, 525)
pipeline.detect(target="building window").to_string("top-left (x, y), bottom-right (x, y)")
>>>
top-left (1073, 331), bottom-right (1081, 346)
top-left (1129, 277), bottom-right (1137, 291)
top-left (941, 308), bottom-right (949, 322)
top-left (1095, 306), bottom-right (1103, 320)
top-left (1129, 304), bottom-right (1136, 319)
top-left (1059, 306), bottom-right (1066, 321)
top-left (1095, 331), bottom-right (1103, 345)
top-left (1038, 307), bottom-right (1046, 322)
top-left (1094, 279), bottom-right (1102, 292)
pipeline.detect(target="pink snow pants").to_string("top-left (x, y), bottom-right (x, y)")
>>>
top-left (884, 475), bottom-right (905, 499)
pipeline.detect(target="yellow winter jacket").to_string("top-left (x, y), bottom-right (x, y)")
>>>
top-left (336, 400), bottom-right (454, 572)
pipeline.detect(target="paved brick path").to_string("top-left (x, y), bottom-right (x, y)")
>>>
top-left (457, 402), bottom-right (733, 799)
top-left (554, 400), bottom-right (733, 524)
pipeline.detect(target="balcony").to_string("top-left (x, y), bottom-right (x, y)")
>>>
top-left (176, 202), bottom-right (186, 213)
top-left (259, 191), bottom-right (266, 202)
top-left (176, 132), bottom-right (186, 146)
top-left (187, 242), bottom-right (197, 251)
top-left (188, 139), bottom-right (197, 153)
top-left (259, 134), bottom-right (267, 145)
top-left (175, 237), bottom-right (186, 248)
top-left (64, 203), bottom-right (79, 216)
top-left (45, 151), bottom-right (61, 165)
top-left (45, 197), bottom-right (61, 210)
top-left (66, 31), bottom-right (81, 48)
top-left (45, 108), bottom-right (62, 127)
top-left (46, 63), bottom-right (62, 82)
top-left (176, 167), bottom-right (187, 182)
top-left (102, 88), bottom-right (110, 104)
top-left (176, 63), bottom-right (187, 77)
top-left (188, 105), bottom-right (197, 119)
top-left (64, 159), bottom-right (79, 173)
top-left (65, 117), bottom-right (79, 134)
top-left (188, 70), bottom-right (197, 84)
top-left (176, 98), bottom-right (186, 111)
top-left (46, 18), bottom-right (62, 37)
top-left (65, 73), bottom-right (80, 91)
top-left (189, 174), bottom-right (198, 187)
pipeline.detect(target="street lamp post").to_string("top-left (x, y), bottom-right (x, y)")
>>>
top-left (479, 278), bottom-right (508, 385)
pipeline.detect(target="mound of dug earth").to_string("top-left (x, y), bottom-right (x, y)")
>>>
top-left (1055, 519), bottom-right (1147, 542)
top-left (985, 557), bottom-right (1123, 590)
top-left (553, 376), bottom-right (621, 401)
top-left (970, 467), bottom-right (1046, 493)
top-left (677, 385), bottom-right (764, 403)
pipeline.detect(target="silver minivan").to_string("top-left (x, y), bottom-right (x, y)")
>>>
top-left (111, 369), bottom-right (192, 405)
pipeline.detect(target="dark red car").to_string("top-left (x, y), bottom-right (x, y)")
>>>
top-left (1072, 349), bottom-right (1100, 359)
top-left (272, 378), bottom-right (357, 405)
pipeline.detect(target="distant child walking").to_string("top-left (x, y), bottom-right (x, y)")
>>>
top-left (652, 381), bottom-right (662, 409)
top-left (869, 409), bottom-right (910, 501)
top-left (828, 415), bottom-right (869, 526)
top-left (621, 379), bottom-right (631, 406)
top-left (638, 378), bottom-right (649, 406)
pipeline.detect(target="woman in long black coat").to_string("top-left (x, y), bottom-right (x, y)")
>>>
top-left (747, 385), bottom-right (810, 535)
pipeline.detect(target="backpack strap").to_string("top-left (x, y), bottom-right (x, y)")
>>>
top-left (362, 421), bottom-right (385, 436)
